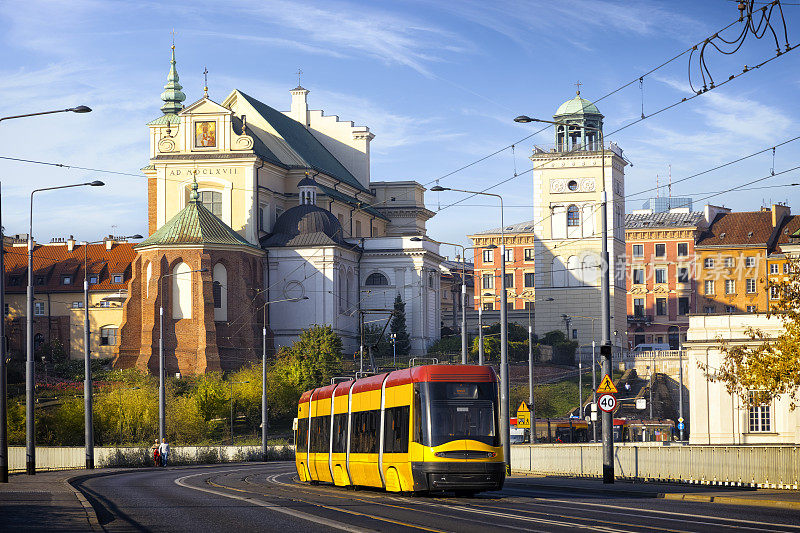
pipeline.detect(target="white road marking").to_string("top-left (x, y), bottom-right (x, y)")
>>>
top-left (174, 468), bottom-right (377, 533)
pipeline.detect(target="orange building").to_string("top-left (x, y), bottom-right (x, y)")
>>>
top-left (695, 205), bottom-right (790, 315)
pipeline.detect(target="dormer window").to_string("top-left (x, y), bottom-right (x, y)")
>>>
top-left (112, 274), bottom-right (123, 284)
top-left (89, 276), bottom-right (99, 285)
top-left (62, 275), bottom-right (72, 285)
top-left (8, 276), bottom-right (20, 287)
top-left (35, 276), bottom-right (45, 285)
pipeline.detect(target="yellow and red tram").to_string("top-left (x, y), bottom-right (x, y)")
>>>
top-left (294, 364), bottom-right (504, 494)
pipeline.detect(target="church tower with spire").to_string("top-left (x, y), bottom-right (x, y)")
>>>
top-left (529, 90), bottom-right (627, 356)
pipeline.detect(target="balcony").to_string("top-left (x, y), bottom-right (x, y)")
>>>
top-left (627, 314), bottom-right (653, 324)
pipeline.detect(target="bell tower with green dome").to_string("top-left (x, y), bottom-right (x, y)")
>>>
top-left (528, 90), bottom-right (627, 358)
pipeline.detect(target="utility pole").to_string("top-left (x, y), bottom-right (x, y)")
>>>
top-left (592, 340), bottom-right (597, 442)
top-left (528, 317), bottom-right (535, 444)
top-left (0, 182), bottom-right (6, 483)
top-left (478, 307), bottom-right (484, 365)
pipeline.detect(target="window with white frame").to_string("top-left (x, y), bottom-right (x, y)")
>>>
top-left (724, 257), bottom-right (734, 268)
top-left (704, 257), bottom-right (714, 268)
top-left (655, 268), bottom-right (667, 284)
top-left (770, 285), bottom-right (780, 299)
top-left (725, 305), bottom-right (736, 313)
top-left (770, 263), bottom-right (779, 275)
top-left (72, 301), bottom-right (83, 309)
top-left (677, 243), bottom-right (688, 257)
top-left (62, 275), bottom-right (72, 285)
top-left (482, 249), bottom-right (493, 263)
top-left (89, 275), bottom-right (99, 285)
top-left (704, 280), bottom-right (715, 295)
top-left (784, 263), bottom-right (790, 274)
top-left (112, 274), bottom-right (123, 284)
top-left (524, 248), bottom-right (534, 262)
top-left (100, 327), bottom-right (118, 346)
top-left (748, 391), bottom-right (771, 432)
top-left (725, 279), bottom-right (735, 294)
top-left (504, 248), bottom-right (513, 262)
top-left (632, 244), bottom-right (643, 258)
top-left (633, 268), bottom-right (645, 285)
top-left (745, 256), bottom-right (756, 268)
top-left (746, 305), bottom-right (757, 313)
top-left (482, 273), bottom-right (494, 289)
top-left (199, 190), bottom-right (222, 217)
top-left (34, 301), bottom-right (45, 316)
top-left (655, 244), bottom-right (666, 257)
top-left (746, 278), bottom-right (757, 293)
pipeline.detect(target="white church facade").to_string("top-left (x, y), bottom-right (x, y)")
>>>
top-left (117, 46), bottom-right (441, 373)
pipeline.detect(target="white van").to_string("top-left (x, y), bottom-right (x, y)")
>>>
top-left (632, 343), bottom-right (671, 353)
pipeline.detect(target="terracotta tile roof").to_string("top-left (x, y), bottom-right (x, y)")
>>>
top-left (3, 241), bottom-right (136, 294)
top-left (695, 211), bottom-right (775, 248)
top-left (772, 214), bottom-right (800, 253)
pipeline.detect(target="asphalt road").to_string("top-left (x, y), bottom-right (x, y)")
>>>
top-left (73, 462), bottom-right (800, 532)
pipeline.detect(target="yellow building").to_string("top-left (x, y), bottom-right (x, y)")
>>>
top-left (695, 205), bottom-right (790, 315)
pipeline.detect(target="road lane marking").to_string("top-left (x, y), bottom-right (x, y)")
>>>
top-left (175, 470), bottom-right (374, 533)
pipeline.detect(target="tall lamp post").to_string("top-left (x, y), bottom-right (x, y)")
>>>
top-left (81, 234), bottom-right (141, 470)
top-left (158, 267), bottom-right (207, 443)
top-left (1, 105), bottom-right (91, 479)
top-left (261, 296), bottom-right (306, 461)
top-left (515, 114), bottom-right (614, 483)
top-left (431, 185), bottom-right (511, 475)
top-left (411, 237), bottom-right (491, 365)
top-left (27, 180), bottom-right (104, 475)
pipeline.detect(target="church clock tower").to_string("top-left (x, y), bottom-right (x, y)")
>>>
top-left (530, 92), bottom-right (627, 355)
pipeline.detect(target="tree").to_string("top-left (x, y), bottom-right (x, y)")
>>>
top-left (363, 324), bottom-right (392, 358)
top-left (706, 257), bottom-right (800, 409)
top-left (390, 294), bottom-right (411, 355)
top-left (285, 324), bottom-right (343, 391)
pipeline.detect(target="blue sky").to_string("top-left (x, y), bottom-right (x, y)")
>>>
top-left (1, 0), bottom-right (799, 258)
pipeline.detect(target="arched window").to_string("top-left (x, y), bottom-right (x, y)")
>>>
top-left (365, 272), bottom-right (389, 286)
top-left (213, 263), bottom-right (227, 322)
top-left (172, 262), bottom-right (192, 319)
top-left (145, 261), bottom-right (152, 299)
top-left (567, 256), bottom-right (581, 287)
top-left (551, 257), bottom-right (566, 287)
top-left (567, 205), bottom-right (580, 227)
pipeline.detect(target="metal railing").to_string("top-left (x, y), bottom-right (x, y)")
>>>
top-left (511, 443), bottom-right (799, 489)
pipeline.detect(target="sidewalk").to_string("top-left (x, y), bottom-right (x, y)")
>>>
top-left (0, 470), bottom-right (101, 532)
top-left (507, 473), bottom-right (800, 510)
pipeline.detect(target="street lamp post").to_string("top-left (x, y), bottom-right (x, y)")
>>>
top-left (229, 380), bottom-right (250, 444)
top-left (27, 180), bottom-right (104, 475)
top-left (391, 333), bottom-right (397, 368)
top-left (81, 234), bottom-right (140, 470)
top-left (0, 183), bottom-right (5, 483)
top-left (477, 308), bottom-right (484, 366)
top-left (158, 267), bottom-right (207, 443)
top-left (431, 185), bottom-right (510, 475)
top-left (515, 114), bottom-right (614, 483)
top-left (1, 105), bottom-right (91, 478)
top-left (261, 296), bottom-right (306, 460)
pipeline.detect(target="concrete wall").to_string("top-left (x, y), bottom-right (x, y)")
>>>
top-left (511, 443), bottom-right (800, 489)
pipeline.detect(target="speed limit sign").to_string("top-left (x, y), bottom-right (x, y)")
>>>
top-left (598, 394), bottom-right (617, 413)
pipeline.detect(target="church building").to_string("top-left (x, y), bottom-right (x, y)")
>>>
top-left (115, 45), bottom-right (441, 375)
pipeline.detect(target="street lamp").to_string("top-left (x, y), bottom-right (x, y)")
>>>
top-left (229, 380), bottom-right (250, 444)
top-left (432, 184), bottom-right (511, 475)
top-left (260, 295), bottom-right (307, 461)
top-left (514, 113), bottom-right (615, 483)
top-left (158, 267), bottom-right (208, 443)
top-left (26, 180), bottom-right (104, 475)
top-left (1, 105), bottom-right (92, 479)
top-left (0, 106), bottom-right (92, 123)
top-left (81, 234), bottom-right (141, 469)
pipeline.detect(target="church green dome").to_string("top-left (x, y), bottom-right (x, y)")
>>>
top-left (554, 93), bottom-right (601, 117)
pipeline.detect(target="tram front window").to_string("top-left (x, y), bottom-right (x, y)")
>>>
top-left (415, 382), bottom-right (499, 447)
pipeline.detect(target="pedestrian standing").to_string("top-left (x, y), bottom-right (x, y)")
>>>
top-left (152, 440), bottom-right (160, 467)
top-left (159, 439), bottom-right (170, 467)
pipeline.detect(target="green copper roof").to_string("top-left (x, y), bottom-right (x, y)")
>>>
top-left (554, 92), bottom-right (601, 116)
top-left (160, 45), bottom-right (186, 115)
top-left (137, 179), bottom-right (259, 250)
top-left (147, 114), bottom-right (180, 126)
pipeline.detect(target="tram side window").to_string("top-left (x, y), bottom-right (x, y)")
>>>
top-left (413, 386), bottom-right (425, 444)
top-left (297, 417), bottom-right (308, 449)
top-left (310, 416), bottom-right (330, 453)
top-left (332, 413), bottom-right (348, 453)
top-left (383, 406), bottom-right (410, 453)
top-left (352, 410), bottom-right (380, 453)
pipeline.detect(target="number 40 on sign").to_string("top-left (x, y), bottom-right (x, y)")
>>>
top-left (597, 394), bottom-right (617, 412)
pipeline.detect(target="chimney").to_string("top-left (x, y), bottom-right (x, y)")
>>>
top-left (105, 235), bottom-right (114, 250)
top-left (703, 204), bottom-right (731, 226)
top-left (67, 235), bottom-right (76, 252)
top-left (289, 86), bottom-right (310, 127)
top-left (771, 203), bottom-right (790, 227)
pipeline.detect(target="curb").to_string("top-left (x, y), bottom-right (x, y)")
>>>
top-left (65, 477), bottom-right (103, 532)
top-left (660, 492), bottom-right (800, 511)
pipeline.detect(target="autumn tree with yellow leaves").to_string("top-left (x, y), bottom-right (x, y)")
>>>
top-left (706, 258), bottom-right (800, 409)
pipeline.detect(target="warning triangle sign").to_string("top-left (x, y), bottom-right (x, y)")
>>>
top-left (517, 401), bottom-right (530, 414)
top-left (596, 375), bottom-right (618, 394)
